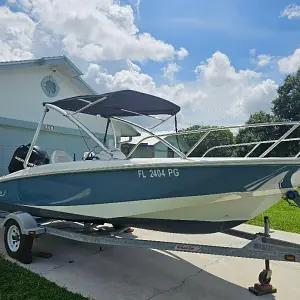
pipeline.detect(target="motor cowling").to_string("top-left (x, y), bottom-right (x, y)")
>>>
top-left (8, 144), bottom-right (50, 174)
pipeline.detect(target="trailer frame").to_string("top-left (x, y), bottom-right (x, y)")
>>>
top-left (1, 207), bottom-right (300, 296)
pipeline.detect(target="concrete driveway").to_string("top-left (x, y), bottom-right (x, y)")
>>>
top-left (1, 223), bottom-right (300, 300)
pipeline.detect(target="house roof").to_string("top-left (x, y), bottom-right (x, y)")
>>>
top-left (0, 55), bottom-right (97, 95)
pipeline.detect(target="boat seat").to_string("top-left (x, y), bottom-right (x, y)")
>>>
top-left (51, 150), bottom-right (73, 163)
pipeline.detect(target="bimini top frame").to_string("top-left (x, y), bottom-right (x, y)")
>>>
top-left (43, 90), bottom-right (180, 117)
top-left (23, 90), bottom-right (183, 168)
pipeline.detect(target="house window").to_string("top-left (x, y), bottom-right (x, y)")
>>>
top-left (167, 147), bottom-right (174, 158)
top-left (41, 75), bottom-right (60, 98)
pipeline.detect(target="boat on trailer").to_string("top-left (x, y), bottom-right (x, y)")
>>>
top-left (0, 89), bottom-right (300, 234)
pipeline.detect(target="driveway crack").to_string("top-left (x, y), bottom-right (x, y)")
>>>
top-left (145, 268), bottom-right (204, 300)
top-left (144, 242), bottom-right (238, 300)
top-left (42, 250), bottom-right (101, 273)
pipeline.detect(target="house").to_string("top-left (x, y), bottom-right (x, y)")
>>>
top-left (0, 56), bottom-right (139, 175)
top-left (120, 131), bottom-right (190, 158)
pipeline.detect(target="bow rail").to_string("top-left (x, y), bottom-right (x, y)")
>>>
top-left (115, 120), bottom-right (300, 159)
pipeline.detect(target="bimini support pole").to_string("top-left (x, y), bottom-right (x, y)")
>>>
top-left (47, 104), bottom-right (111, 155)
top-left (23, 106), bottom-right (48, 169)
top-left (103, 118), bottom-right (111, 147)
top-left (110, 120), bottom-right (117, 148)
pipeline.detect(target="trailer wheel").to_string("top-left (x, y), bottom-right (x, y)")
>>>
top-left (4, 219), bottom-right (33, 264)
top-left (258, 270), bottom-right (271, 285)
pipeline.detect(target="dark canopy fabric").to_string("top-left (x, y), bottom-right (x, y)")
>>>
top-left (44, 89), bottom-right (180, 117)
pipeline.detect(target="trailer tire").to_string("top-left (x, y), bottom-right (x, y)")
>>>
top-left (4, 219), bottom-right (33, 264)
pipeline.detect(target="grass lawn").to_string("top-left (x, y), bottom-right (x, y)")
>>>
top-left (247, 198), bottom-right (300, 234)
top-left (0, 254), bottom-right (92, 300)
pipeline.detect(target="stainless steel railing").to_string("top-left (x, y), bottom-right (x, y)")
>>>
top-left (120, 120), bottom-right (300, 159)
top-left (202, 137), bottom-right (300, 158)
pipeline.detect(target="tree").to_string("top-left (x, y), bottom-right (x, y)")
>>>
top-left (235, 111), bottom-right (284, 157)
top-left (272, 68), bottom-right (300, 121)
top-left (180, 125), bottom-right (235, 157)
top-left (235, 111), bottom-right (300, 157)
top-left (235, 68), bottom-right (300, 157)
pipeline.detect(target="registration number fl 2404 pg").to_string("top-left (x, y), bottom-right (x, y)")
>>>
top-left (137, 168), bottom-right (180, 178)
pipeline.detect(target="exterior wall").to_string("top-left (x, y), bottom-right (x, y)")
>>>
top-left (0, 65), bottom-right (118, 176)
top-left (0, 66), bottom-right (116, 136)
top-left (121, 136), bottom-right (190, 158)
top-left (133, 146), bottom-right (154, 158)
top-left (121, 144), bottom-right (154, 158)
top-left (154, 136), bottom-right (190, 157)
top-left (153, 142), bottom-right (168, 158)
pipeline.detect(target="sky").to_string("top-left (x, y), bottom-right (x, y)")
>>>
top-left (1, 0), bottom-right (300, 130)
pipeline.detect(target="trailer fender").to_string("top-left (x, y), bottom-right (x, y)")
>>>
top-left (1, 212), bottom-right (45, 235)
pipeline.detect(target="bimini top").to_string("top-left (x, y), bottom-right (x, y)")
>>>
top-left (43, 89), bottom-right (180, 118)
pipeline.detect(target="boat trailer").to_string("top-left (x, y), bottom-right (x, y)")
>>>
top-left (1, 193), bottom-right (300, 297)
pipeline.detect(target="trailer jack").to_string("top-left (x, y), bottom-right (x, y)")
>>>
top-left (248, 216), bottom-right (277, 296)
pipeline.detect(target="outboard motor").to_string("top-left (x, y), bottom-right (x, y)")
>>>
top-left (8, 144), bottom-right (50, 174)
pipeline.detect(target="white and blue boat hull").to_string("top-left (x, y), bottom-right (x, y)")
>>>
top-left (0, 157), bottom-right (299, 234)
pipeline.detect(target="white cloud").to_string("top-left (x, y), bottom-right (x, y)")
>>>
top-left (278, 48), bottom-right (300, 73)
top-left (192, 52), bottom-right (277, 121)
top-left (256, 54), bottom-right (272, 67)
top-left (133, 0), bottom-right (141, 19)
top-left (11, 0), bottom-right (182, 63)
top-left (280, 4), bottom-right (300, 19)
top-left (249, 49), bottom-right (273, 68)
top-left (0, 6), bottom-right (35, 62)
top-left (1, 2), bottom-right (280, 129)
top-left (176, 47), bottom-right (189, 60)
top-left (162, 62), bottom-right (180, 81)
top-left (84, 59), bottom-right (157, 93)
top-left (84, 51), bottom-right (278, 127)
top-left (249, 49), bottom-right (256, 56)
top-left (195, 51), bottom-right (260, 85)
top-left (250, 47), bottom-right (300, 74)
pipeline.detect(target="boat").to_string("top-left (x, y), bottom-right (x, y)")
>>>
top-left (0, 89), bottom-right (300, 234)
